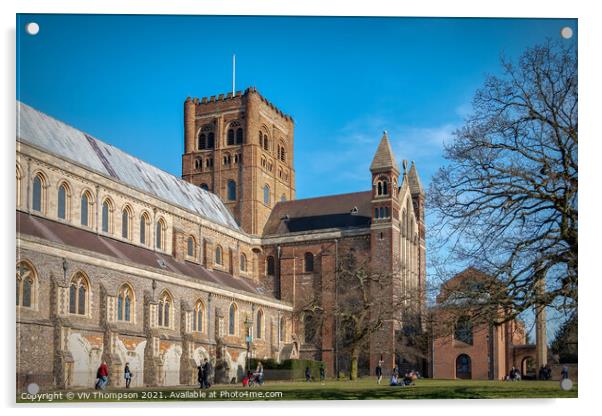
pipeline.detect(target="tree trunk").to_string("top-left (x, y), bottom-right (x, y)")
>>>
top-left (350, 347), bottom-right (360, 380)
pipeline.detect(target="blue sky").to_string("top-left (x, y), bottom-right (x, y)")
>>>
top-left (17, 15), bottom-right (576, 198)
top-left (17, 15), bottom-right (577, 337)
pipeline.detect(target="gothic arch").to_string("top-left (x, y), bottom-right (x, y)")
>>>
top-left (69, 271), bottom-right (91, 316)
top-left (101, 197), bottom-right (114, 234)
top-left (57, 180), bottom-right (72, 221)
top-left (117, 283), bottom-right (135, 322)
top-left (16, 260), bottom-right (38, 309)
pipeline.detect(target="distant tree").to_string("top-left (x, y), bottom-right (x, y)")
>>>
top-left (428, 40), bottom-right (577, 322)
top-left (550, 313), bottom-right (578, 363)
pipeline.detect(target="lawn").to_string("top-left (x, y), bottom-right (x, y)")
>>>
top-left (17, 378), bottom-right (577, 403)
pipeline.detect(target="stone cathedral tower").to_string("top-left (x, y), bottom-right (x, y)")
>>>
top-left (182, 87), bottom-right (296, 235)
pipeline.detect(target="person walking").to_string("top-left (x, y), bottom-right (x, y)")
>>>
top-left (255, 361), bottom-right (264, 385)
top-left (202, 358), bottom-right (211, 388)
top-left (319, 364), bottom-right (325, 385)
top-left (124, 362), bottom-right (132, 388)
top-left (95, 361), bottom-right (109, 390)
top-left (197, 365), bottom-right (204, 388)
top-left (305, 366), bottom-right (311, 382)
top-left (376, 359), bottom-right (383, 385)
top-left (561, 365), bottom-right (569, 380)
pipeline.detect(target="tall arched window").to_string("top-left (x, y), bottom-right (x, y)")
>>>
top-left (304, 252), bottom-right (314, 273)
top-left (227, 180), bottom-right (236, 201)
top-left (376, 177), bottom-right (389, 196)
top-left (401, 209), bottom-right (407, 237)
top-left (266, 256), bottom-right (275, 276)
top-left (187, 236), bottom-right (195, 257)
top-left (16, 165), bottom-right (22, 208)
top-left (454, 316), bottom-right (473, 345)
top-left (194, 158), bottom-right (202, 170)
top-left (156, 218), bottom-right (166, 250)
top-left (16, 261), bottom-right (36, 308)
top-left (117, 284), bottom-right (134, 322)
top-left (157, 291), bottom-right (172, 328)
top-left (32, 173), bottom-right (45, 213)
top-left (69, 272), bottom-right (89, 315)
top-left (236, 128), bottom-right (243, 144)
top-left (227, 129), bottom-right (235, 146)
top-left (228, 303), bottom-right (238, 335)
top-left (304, 313), bottom-right (316, 344)
top-left (279, 317), bottom-right (285, 342)
top-left (263, 135), bottom-right (269, 151)
top-left (215, 245), bottom-right (223, 265)
top-left (193, 300), bottom-right (205, 332)
top-left (101, 199), bottom-right (112, 233)
top-left (80, 191), bottom-right (93, 227)
top-left (278, 142), bottom-right (286, 162)
top-left (199, 125), bottom-right (215, 150)
top-left (121, 206), bottom-right (132, 240)
top-left (263, 184), bottom-right (270, 205)
top-left (139, 212), bottom-right (150, 245)
top-left (240, 253), bottom-right (247, 272)
top-left (256, 309), bottom-right (264, 339)
top-left (57, 182), bottom-right (70, 220)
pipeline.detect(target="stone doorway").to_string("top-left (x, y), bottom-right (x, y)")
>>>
top-left (455, 354), bottom-right (472, 379)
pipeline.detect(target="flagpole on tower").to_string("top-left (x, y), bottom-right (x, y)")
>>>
top-left (232, 54), bottom-right (236, 96)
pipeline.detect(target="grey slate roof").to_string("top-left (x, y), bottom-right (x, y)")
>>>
top-left (17, 101), bottom-right (240, 230)
top-left (369, 131), bottom-right (400, 172)
top-left (263, 191), bottom-right (373, 236)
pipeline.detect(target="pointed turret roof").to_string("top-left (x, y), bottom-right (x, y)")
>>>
top-left (408, 161), bottom-right (425, 195)
top-left (370, 131), bottom-right (400, 173)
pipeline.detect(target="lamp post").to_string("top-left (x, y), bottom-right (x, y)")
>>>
top-left (244, 316), bottom-right (253, 373)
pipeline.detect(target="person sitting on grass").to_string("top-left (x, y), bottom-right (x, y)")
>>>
top-left (403, 371), bottom-right (416, 386)
top-left (390, 373), bottom-right (399, 386)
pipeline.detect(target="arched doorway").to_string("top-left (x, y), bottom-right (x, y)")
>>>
top-left (521, 356), bottom-right (535, 378)
top-left (456, 354), bottom-right (472, 379)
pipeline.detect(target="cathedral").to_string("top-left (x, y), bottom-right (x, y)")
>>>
top-left (16, 87), bottom-right (426, 390)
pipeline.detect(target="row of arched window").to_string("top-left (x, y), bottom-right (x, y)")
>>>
top-left (17, 259), bottom-right (287, 341)
top-left (262, 252), bottom-right (314, 276)
top-left (196, 124), bottom-right (288, 163)
top-left (213, 245), bottom-right (248, 273)
top-left (374, 206), bottom-right (391, 219)
top-left (19, 167), bottom-right (169, 251)
top-left (194, 157), bottom-right (214, 171)
top-left (197, 122), bottom-right (244, 150)
top-left (226, 303), bottom-right (287, 342)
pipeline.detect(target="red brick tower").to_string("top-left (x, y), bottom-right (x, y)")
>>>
top-left (182, 88), bottom-right (295, 235)
top-left (368, 132), bottom-right (402, 375)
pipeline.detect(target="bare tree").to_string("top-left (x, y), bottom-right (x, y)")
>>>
top-left (299, 252), bottom-right (424, 380)
top-left (428, 40), bottom-right (577, 321)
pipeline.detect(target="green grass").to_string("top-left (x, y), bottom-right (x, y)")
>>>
top-left (17, 378), bottom-right (577, 403)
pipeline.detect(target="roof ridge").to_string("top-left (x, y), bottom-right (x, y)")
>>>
top-left (276, 190), bottom-right (371, 205)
